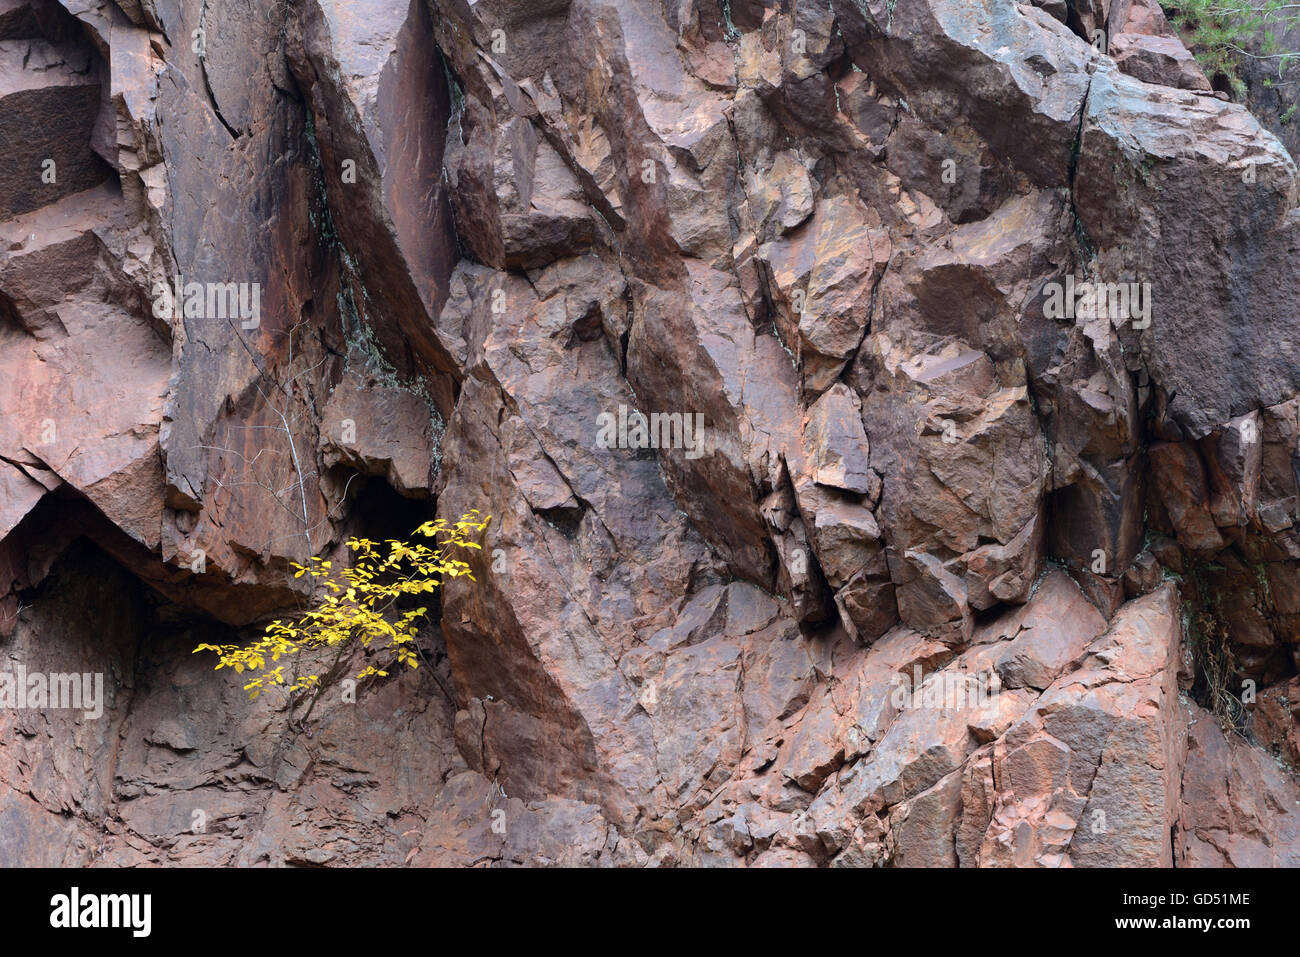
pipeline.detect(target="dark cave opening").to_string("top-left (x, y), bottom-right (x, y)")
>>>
top-left (340, 470), bottom-right (439, 544)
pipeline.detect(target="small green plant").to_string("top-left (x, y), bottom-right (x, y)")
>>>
top-left (1162, 0), bottom-right (1300, 96)
top-left (195, 511), bottom-right (489, 700)
top-left (721, 0), bottom-right (740, 41)
top-left (1185, 560), bottom-right (1249, 733)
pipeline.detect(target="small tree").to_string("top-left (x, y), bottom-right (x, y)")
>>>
top-left (195, 511), bottom-right (489, 702)
top-left (1163, 0), bottom-right (1300, 95)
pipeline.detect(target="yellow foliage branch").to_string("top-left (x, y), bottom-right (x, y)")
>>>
top-left (194, 510), bottom-right (490, 699)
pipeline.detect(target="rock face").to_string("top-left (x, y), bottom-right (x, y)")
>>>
top-left (2, 0), bottom-right (1300, 867)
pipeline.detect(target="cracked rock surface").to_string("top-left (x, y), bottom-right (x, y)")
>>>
top-left (3, 0), bottom-right (1300, 866)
